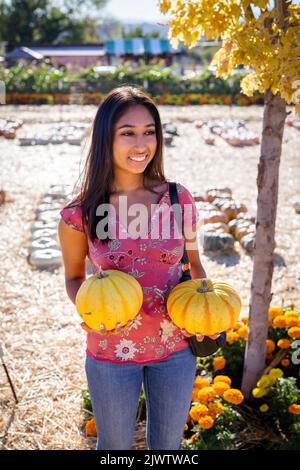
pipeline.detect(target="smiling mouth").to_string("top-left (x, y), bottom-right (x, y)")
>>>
top-left (128, 153), bottom-right (148, 162)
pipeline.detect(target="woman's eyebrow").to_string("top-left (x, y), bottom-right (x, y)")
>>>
top-left (117, 123), bottom-right (155, 129)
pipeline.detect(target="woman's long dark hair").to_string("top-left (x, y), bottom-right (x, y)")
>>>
top-left (65, 85), bottom-right (167, 243)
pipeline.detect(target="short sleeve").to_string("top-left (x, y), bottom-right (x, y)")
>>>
top-left (60, 201), bottom-right (85, 233)
top-left (176, 182), bottom-right (200, 228)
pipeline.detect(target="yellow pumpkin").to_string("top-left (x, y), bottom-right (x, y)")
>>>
top-left (75, 269), bottom-right (143, 332)
top-left (166, 278), bottom-right (241, 336)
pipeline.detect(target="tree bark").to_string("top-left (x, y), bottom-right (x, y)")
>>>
top-left (241, 89), bottom-right (287, 398)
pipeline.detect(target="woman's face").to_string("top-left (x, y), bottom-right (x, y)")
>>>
top-left (112, 104), bottom-right (157, 176)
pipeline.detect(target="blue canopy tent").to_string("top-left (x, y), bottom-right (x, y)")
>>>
top-left (104, 38), bottom-right (183, 66)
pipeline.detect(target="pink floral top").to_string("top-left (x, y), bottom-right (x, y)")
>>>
top-left (59, 181), bottom-right (200, 364)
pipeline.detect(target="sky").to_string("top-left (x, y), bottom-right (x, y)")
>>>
top-left (101, 0), bottom-right (300, 23)
top-left (102, 0), bottom-right (168, 23)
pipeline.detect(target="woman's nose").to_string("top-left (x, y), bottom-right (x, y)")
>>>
top-left (133, 134), bottom-right (147, 150)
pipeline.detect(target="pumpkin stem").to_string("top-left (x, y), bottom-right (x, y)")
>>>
top-left (196, 279), bottom-right (210, 293)
top-left (95, 270), bottom-right (109, 279)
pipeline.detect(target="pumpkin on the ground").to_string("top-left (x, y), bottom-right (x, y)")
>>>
top-left (202, 210), bottom-right (229, 224)
top-left (166, 278), bottom-right (241, 336)
top-left (200, 222), bottom-right (229, 234)
top-left (240, 234), bottom-right (255, 253)
top-left (201, 232), bottom-right (235, 252)
top-left (235, 223), bottom-right (255, 241)
top-left (205, 188), bottom-right (232, 202)
top-left (75, 269), bottom-right (143, 332)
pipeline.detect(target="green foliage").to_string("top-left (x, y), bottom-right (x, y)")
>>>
top-left (269, 377), bottom-right (300, 430)
top-left (121, 26), bottom-right (161, 39)
top-left (0, 0), bottom-right (108, 44)
top-left (181, 69), bottom-right (246, 95)
top-left (81, 387), bottom-right (93, 414)
top-left (205, 340), bottom-right (246, 390)
top-left (183, 404), bottom-right (243, 450)
top-left (0, 61), bottom-right (71, 92)
top-left (2, 61), bottom-right (249, 98)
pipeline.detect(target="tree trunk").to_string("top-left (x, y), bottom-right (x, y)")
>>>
top-left (241, 89), bottom-right (287, 398)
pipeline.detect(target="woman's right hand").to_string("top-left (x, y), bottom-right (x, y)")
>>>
top-left (80, 320), bottom-right (134, 335)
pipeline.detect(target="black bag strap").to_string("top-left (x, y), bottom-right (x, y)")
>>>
top-left (169, 182), bottom-right (191, 275)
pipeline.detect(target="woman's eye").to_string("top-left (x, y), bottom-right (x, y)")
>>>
top-left (121, 130), bottom-right (155, 136)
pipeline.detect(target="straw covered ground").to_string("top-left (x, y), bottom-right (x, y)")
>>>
top-left (0, 104), bottom-right (299, 450)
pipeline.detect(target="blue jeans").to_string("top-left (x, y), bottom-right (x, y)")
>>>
top-left (85, 346), bottom-right (197, 450)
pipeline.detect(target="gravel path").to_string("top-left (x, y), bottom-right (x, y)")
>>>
top-left (0, 104), bottom-right (299, 450)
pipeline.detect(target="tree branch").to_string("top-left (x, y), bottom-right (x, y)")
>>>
top-left (263, 349), bottom-right (287, 375)
top-left (275, 0), bottom-right (291, 31)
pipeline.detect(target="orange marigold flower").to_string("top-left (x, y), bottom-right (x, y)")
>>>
top-left (208, 401), bottom-right (224, 415)
top-left (223, 389), bottom-right (244, 405)
top-left (288, 327), bottom-right (300, 339)
top-left (281, 358), bottom-right (290, 367)
top-left (189, 404), bottom-right (209, 421)
top-left (212, 381), bottom-right (231, 396)
top-left (198, 386), bottom-right (217, 404)
top-left (240, 316), bottom-right (249, 324)
top-left (288, 404), bottom-right (300, 414)
top-left (268, 307), bottom-right (283, 321)
top-left (190, 434), bottom-right (198, 443)
top-left (194, 376), bottom-right (211, 389)
top-left (226, 331), bottom-right (240, 344)
top-left (213, 356), bottom-right (226, 370)
top-left (284, 310), bottom-right (299, 318)
top-left (198, 416), bottom-right (214, 429)
top-left (184, 423), bottom-right (189, 432)
top-left (286, 317), bottom-right (300, 327)
top-left (273, 315), bottom-right (287, 328)
top-left (277, 339), bottom-right (291, 349)
top-left (192, 388), bottom-right (200, 402)
top-left (207, 409), bottom-right (217, 419)
top-left (213, 375), bottom-right (232, 386)
top-left (85, 417), bottom-right (97, 436)
top-left (237, 325), bottom-right (249, 340)
top-left (266, 339), bottom-right (276, 354)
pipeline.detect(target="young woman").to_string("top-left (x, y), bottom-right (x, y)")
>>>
top-left (58, 86), bottom-right (220, 450)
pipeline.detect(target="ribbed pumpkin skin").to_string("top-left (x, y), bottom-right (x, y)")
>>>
top-left (166, 278), bottom-right (241, 336)
top-left (75, 270), bottom-right (143, 331)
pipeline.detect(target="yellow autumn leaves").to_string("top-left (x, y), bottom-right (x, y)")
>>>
top-left (158, 1), bottom-right (300, 113)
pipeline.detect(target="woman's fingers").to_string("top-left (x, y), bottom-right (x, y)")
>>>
top-left (80, 322), bottom-right (89, 332)
top-left (81, 320), bottom-right (135, 335)
top-left (117, 320), bottom-right (134, 334)
top-left (99, 323), bottom-right (107, 335)
top-left (80, 322), bottom-right (107, 334)
top-left (114, 322), bottom-right (122, 334)
top-left (80, 322), bottom-right (98, 334)
top-left (208, 333), bottom-right (221, 340)
top-left (181, 328), bottom-right (204, 342)
top-left (195, 333), bottom-right (205, 342)
top-left (181, 328), bottom-right (191, 337)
